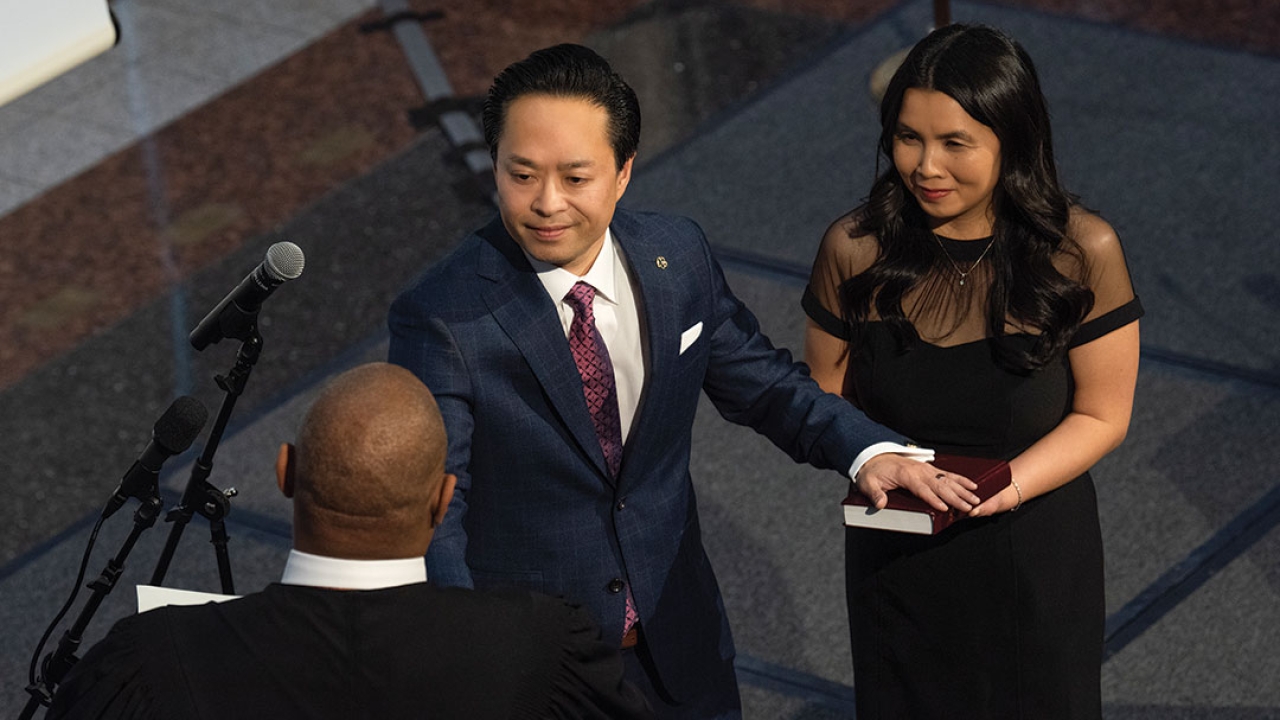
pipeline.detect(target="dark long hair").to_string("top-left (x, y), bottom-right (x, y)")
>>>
top-left (845, 24), bottom-right (1092, 371)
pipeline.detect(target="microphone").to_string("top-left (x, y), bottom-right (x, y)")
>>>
top-left (189, 242), bottom-right (305, 350)
top-left (102, 396), bottom-right (209, 519)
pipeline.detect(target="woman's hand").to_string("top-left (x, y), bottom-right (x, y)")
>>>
top-left (968, 482), bottom-right (1020, 517)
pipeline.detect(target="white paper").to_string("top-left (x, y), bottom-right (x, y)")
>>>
top-left (136, 584), bottom-right (240, 613)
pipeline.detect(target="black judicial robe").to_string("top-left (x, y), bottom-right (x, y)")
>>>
top-left (47, 582), bottom-right (651, 719)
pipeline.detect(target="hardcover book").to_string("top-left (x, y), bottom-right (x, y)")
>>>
top-left (842, 454), bottom-right (1011, 535)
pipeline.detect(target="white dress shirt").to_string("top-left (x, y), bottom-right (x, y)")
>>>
top-left (525, 228), bottom-right (646, 442)
top-left (280, 550), bottom-right (427, 590)
top-left (524, 227), bottom-right (929, 478)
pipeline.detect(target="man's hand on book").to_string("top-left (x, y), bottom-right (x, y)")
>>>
top-left (856, 454), bottom-right (979, 513)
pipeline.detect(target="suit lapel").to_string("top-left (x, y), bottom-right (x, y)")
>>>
top-left (475, 220), bottom-right (615, 483)
top-left (613, 212), bottom-right (683, 481)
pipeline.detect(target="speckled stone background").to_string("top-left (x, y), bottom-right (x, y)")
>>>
top-left (1, 0), bottom-right (1277, 716)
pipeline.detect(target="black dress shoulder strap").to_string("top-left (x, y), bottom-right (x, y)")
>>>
top-left (802, 284), bottom-right (851, 341)
top-left (1069, 296), bottom-right (1144, 348)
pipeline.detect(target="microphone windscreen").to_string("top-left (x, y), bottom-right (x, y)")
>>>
top-left (153, 396), bottom-right (209, 454)
top-left (263, 242), bottom-right (305, 282)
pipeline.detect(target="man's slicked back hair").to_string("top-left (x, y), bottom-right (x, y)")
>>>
top-left (483, 43), bottom-right (641, 170)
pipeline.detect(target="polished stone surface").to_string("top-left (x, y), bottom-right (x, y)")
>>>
top-left (1, 0), bottom-right (1278, 716)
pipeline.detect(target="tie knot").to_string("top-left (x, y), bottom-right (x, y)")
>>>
top-left (566, 281), bottom-right (595, 311)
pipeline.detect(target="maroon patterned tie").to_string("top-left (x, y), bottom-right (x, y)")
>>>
top-left (565, 282), bottom-right (623, 477)
top-left (564, 282), bottom-right (638, 640)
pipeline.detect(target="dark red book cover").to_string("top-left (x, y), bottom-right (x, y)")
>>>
top-left (842, 454), bottom-right (1011, 534)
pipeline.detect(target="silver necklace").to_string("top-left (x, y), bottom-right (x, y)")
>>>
top-left (932, 233), bottom-right (995, 286)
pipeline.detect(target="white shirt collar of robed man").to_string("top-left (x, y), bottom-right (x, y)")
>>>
top-left (523, 226), bottom-right (646, 443)
top-left (280, 549), bottom-right (427, 590)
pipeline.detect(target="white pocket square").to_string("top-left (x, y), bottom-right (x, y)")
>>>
top-left (679, 322), bottom-right (703, 355)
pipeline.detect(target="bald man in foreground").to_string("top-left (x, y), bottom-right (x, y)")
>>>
top-left (49, 363), bottom-right (651, 719)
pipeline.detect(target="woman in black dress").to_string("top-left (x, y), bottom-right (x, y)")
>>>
top-left (803, 25), bottom-right (1141, 719)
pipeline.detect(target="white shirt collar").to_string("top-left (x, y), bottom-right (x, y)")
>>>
top-left (280, 549), bottom-right (426, 590)
top-left (524, 227), bottom-right (621, 304)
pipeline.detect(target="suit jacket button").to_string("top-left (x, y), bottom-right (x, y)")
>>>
top-left (608, 578), bottom-right (625, 594)
top-left (616, 498), bottom-right (626, 511)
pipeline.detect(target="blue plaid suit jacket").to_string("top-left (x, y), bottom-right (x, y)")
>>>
top-left (388, 208), bottom-right (898, 700)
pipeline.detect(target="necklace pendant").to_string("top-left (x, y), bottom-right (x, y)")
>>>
top-left (959, 278), bottom-right (965, 286)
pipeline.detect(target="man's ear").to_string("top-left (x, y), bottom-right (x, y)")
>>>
top-left (614, 154), bottom-right (635, 198)
top-left (276, 443), bottom-right (296, 498)
top-left (431, 473), bottom-right (457, 529)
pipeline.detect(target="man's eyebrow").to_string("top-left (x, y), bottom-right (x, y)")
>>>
top-left (503, 154), bottom-right (538, 168)
top-left (501, 155), bottom-right (597, 170)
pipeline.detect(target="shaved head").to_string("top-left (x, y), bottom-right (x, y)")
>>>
top-left (283, 362), bottom-right (451, 559)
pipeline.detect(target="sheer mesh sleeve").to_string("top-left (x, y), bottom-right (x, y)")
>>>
top-left (804, 215), bottom-right (879, 340)
top-left (1066, 210), bottom-right (1143, 347)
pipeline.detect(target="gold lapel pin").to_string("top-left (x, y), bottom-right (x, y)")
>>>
top-left (655, 256), bottom-right (668, 269)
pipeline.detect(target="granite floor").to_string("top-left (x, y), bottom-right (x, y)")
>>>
top-left (1, 0), bottom-right (1278, 716)
top-left (1, 0), bottom-right (1276, 395)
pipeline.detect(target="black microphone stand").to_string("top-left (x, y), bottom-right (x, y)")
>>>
top-left (20, 495), bottom-right (164, 719)
top-left (149, 327), bottom-right (261, 593)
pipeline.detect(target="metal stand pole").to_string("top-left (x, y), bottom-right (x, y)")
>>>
top-left (20, 497), bottom-right (164, 718)
top-left (934, 0), bottom-right (951, 28)
top-left (150, 331), bottom-right (260, 593)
